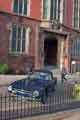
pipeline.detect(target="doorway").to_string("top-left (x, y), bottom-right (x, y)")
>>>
top-left (44, 37), bottom-right (58, 66)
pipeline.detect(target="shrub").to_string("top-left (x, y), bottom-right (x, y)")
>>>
top-left (0, 64), bottom-right (9, 74)
top-left (7, 67), bottom-right (15, 74)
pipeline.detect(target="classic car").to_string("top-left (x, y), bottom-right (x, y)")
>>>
top-left (8, 69), bottom-right (57, 103)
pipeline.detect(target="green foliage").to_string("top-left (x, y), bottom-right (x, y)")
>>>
top-left (0, 64), bottom-right (9, 74)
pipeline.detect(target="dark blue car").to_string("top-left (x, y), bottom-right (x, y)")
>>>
top-left (8, 70), bottom-right (57, 103)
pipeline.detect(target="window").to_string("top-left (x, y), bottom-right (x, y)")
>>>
top-left (29, 72), bottom-right (52, 80)
top-left (13, 0), bottom-right (30, 16)
top-left (71, 37), bottom-right (80, 57)
top-left (73, 0), bottom-right (80, 28)
top-left (43, 0), bottom-right (49, 19)
top-left (76, 63), bottom-right (80, 72)
top-left (50, 0), bottom-right (60, 21)
top-left (43, 0), bottom-right (60, 21)
top-left (10, 25), bottom-right (30, 54)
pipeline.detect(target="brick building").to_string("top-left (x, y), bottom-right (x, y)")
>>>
top-left (0, 0), bottom-right (80, 73)
top-left (0, 11), bottom-right (41, 73)
top-left (0, 0), bottom-right (41, 73)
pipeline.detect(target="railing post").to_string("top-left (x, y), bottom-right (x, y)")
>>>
top-left (49, 95), bottom-right (51, 113)
top-left (0, 94), bottom-right (2, 120)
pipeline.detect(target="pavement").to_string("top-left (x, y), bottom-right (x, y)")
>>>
top-left (52, 109), bottom-right (80, 120)
top-left (0, 75), bottom-right (27, 85)
top-left (16, 108), bottom-right (80, 120)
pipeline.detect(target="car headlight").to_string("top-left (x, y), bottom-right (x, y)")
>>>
top-left (33, 90), bottom-right (39, 97)
top-left (8, 86), bottom-right (12, 92)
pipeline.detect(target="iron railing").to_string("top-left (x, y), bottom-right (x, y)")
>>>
top-left (0, 85), bottom-right (80, 120)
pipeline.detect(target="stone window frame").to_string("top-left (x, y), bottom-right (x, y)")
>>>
top-left (12, 0), bottom-right (30, 16)
top-left (9, 24), bottom-right (30, 54)
top-left (73, 0), bottom-right (80, 28)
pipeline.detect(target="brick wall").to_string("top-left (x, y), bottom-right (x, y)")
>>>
top-left (0, 12), bottom-right (40, 73)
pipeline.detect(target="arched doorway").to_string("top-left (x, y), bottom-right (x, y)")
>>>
top-left (44, 37), bottom-right (58, 67)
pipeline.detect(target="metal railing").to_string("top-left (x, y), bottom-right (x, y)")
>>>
top-left (0, 86), bottom-right (80, 120)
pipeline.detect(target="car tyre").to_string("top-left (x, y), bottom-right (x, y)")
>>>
top-left (41, 91), bottom-right (47, 104)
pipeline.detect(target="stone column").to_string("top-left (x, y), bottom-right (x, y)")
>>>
top-left (38, 31), bottom-right (46, 68)
top-left (63, 35), bottom-right (70, 71)
top-left (35, 29), bottom-right (46, 69)
top-left (59, 38), bottom-right (64, 70)
top-left (34, 25), bottom-right (40, 69)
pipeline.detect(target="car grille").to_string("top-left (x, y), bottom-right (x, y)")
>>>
top-left (13, 88), bottom-right (32, 96)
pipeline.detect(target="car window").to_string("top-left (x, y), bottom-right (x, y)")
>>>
top-left (29, 72), bottom-right (43, 80)
top-left (25, 79), bottom-right (29, 86)
top-left (29, 72), bottom-right (52, 80)
top-left (46, 74), bottom-right (52, 80)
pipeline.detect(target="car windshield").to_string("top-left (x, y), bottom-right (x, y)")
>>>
top-left (29, 72), bottom-right (52, 80)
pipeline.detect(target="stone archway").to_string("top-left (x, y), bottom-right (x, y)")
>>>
top-left (38, 29), bottom-right (68, 70)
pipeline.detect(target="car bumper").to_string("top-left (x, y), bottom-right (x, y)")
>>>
top-left (9, 90), bottom-right (40, 101)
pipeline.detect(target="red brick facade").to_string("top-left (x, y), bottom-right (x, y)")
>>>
top-left (0, 0), bottom-right (11, 12)
top-left (63, 0), bottom-right (73, 27)
top-left (0, 0), bottom-right (41, 20)
top-left (0, 12), bottom-right (40, 73)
